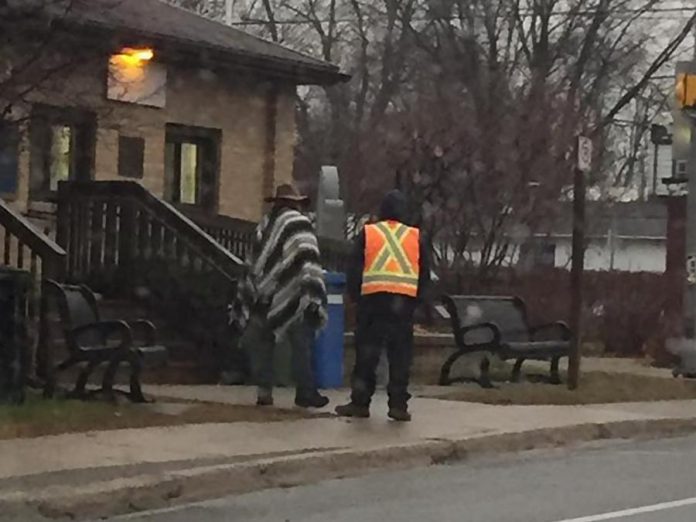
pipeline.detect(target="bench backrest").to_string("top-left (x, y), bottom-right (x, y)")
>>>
top-left (443, 295), bottom-right (530, 343)
top-left (46, 281), bottom-right (102, 348)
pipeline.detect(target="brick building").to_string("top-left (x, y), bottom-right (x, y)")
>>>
top-left (0, 0), bottom-right (346, 226)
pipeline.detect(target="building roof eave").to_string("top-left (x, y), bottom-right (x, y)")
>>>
top-left (48, 0), bottom-right (349, 87)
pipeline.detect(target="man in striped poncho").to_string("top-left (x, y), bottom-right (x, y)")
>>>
top-left (244, 184), bottom-right (330, 409)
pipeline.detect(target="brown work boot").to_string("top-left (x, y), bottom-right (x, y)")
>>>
top-left (335, 402), bottom-right (370, 418)
top-left (388, 407), bottom-right (412, 422)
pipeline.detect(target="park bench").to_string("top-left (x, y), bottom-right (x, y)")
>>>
top-left (44, 281), bottom-right (168, 402)
top-left (439, 295), bottom-right (571, 387)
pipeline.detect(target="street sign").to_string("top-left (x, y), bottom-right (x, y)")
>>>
top-left (688, 255), bottom-right (696, 285)
top-left (577, 136), bottom-right (592, 173)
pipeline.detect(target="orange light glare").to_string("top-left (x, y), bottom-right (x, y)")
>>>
top-left (112, 47), bottom-right (154, 67)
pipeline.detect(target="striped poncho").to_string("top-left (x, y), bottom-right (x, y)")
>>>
top-left (234, 207), bottom-right (328, 342)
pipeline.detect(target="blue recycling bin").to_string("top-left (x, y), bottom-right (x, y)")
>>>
top-left (313, 272), bottom-right (346, 389)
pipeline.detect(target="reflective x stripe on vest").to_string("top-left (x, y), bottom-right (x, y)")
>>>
top-left (362, 221), bottom-right (420, 297)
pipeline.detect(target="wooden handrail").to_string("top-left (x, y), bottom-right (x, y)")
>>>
top-left (58, 181), bottom-right (245, 281)
top-left (1, 196), bottom-right (67, 384)
top-left (56, 180), bottom-right (349, 286)
top-left (185, 205), bottom-right (352, 273)
top-left (184, 210), bottom-right (257, 232)
top-left (0, 197), bottom-right (66, 277)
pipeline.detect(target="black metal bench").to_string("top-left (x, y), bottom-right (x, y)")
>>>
top-left (44, 280), bottom-right (168, 402)
top-left (440, 295), bottom-right (571, 387)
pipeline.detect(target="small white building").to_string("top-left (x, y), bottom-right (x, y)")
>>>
top-left (519, 201), bottom-right (667, 273)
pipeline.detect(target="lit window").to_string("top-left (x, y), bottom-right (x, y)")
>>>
top-left (164, 124), bottom-right (220, 210)
top-left (49, 125), bottom-right (72, 191)
top-left (29, 105), bottom-right (95, 199)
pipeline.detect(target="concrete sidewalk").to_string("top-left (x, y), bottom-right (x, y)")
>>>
top-left (2, 386), bottom-right (696, 520)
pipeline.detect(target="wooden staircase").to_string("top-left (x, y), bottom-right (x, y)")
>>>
top-left (2, 180), bottom-right (350, 386)
top-left (53, 180), bottom-right (246, 384)
top-left (0, 197), bottom-right (65, 385)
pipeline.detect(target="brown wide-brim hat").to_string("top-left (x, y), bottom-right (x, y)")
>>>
top-left (265, 183), bottom-right (310, 204)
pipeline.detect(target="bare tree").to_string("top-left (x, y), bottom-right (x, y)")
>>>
top-left (178, 0), bottom-right (419, 206)
top-left (371, 0), bottom-right (696, 282)
top-left (170, 0), bottom-right (694, 283)
top-left (0, 0), bottom-right (122, 125)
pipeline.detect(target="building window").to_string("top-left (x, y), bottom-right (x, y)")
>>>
top-left (535, 243), bottom-right (556, 268)
top-left (118, 136), bottom-right (145, 179)
top-left (164, 124), bottom-right (220, 210)
top-left (29, 105), bottom-right (95, 199)
top-left (519, 239), bottom-right (556, 269)
top-left (0, 123), bottom-right (19, 196)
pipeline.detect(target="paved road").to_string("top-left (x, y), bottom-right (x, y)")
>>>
top-left (113, 435), bottom-right (696, 522)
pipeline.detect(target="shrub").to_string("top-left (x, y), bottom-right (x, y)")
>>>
top-left (437, 267), bottom-right (675, 359)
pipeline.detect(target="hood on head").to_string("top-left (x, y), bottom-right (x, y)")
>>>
top-left (379, 190), bottom-right (407, 222)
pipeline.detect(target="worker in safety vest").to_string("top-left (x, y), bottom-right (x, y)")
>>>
top-left (336, 190), bottom-right (430, 422)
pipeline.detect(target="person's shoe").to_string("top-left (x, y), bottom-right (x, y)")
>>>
top-left (335, 402), bottom-right (370, 418)
top-left (256, 389), bottom-right (274, 407)
top-left (256, 395), bottom-right (274, 406)
top-left (295, 392), bottom-right (330, 409)
top-left (388, 407), bottom-right (412, 422)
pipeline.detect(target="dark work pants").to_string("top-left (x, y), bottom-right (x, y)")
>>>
top-left (350, 310), bottom-right (414, 409)
top-left (254, 315), bottom-right (317, 399)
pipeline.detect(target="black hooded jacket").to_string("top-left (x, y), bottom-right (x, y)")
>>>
top-left (347, 190), bottom-right (431, 319)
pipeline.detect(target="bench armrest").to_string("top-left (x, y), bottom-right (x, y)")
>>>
top-left (71, 320), bottom-right (134, 350)
top-left (455, 322), bottom-right (502, 348)
top-left (126, 320), bottom-right (157, 345)
top-left (530, 321), bottom-right (571, 341)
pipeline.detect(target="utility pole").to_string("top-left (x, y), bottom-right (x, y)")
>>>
top-left (568, 136), bottom-right (591, 390)
top-left (684, 23), bottom-right (696, 339)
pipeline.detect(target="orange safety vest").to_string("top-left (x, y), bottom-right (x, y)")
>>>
top-left (361, 220), bottom-right (420, 297)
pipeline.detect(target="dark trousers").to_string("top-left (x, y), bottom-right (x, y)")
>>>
top-left (350, 310), bottom-right (414, 409)
top-left (254, 316), bottom-right (317, 399)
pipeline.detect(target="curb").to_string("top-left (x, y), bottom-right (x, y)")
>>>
top-left (3, 417), bottom-right (696, 520)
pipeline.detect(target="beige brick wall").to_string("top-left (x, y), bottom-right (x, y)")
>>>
top-left (93, 111), bottom-right (166, 197)
top-left (6, 52), bottom-right (298, 223)
top-left (274, 88), bottom-right (298, 188)
top-left (14, 128), bottom-right (31, 214)
top-left (171, 72), bottom-right (269, 221)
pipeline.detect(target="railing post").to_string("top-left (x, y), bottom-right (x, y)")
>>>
top-left (36, 256), bottom-right (64, 384)
top-left (36, 280), bottom-right (51, 383)
top-left (56, 183), bottom-right (69, 253)
top-left (118, 199), bottom-right (136, 292)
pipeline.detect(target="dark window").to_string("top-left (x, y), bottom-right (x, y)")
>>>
top-left (164, 124), bottom-right (220, 210)
top-left (118, 136), bottom-right (145, 179)
top-left (29, 104), bottom-right (95, 199)
top-left (0, 123), bottom-right (19, 195)
top-left (535, 243), bottom-right (556, 267)
top-left (519, 240), bottom-right (556, 269)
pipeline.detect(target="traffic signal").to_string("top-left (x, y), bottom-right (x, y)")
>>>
top-left (676, 72), bottom-right (696, 109)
